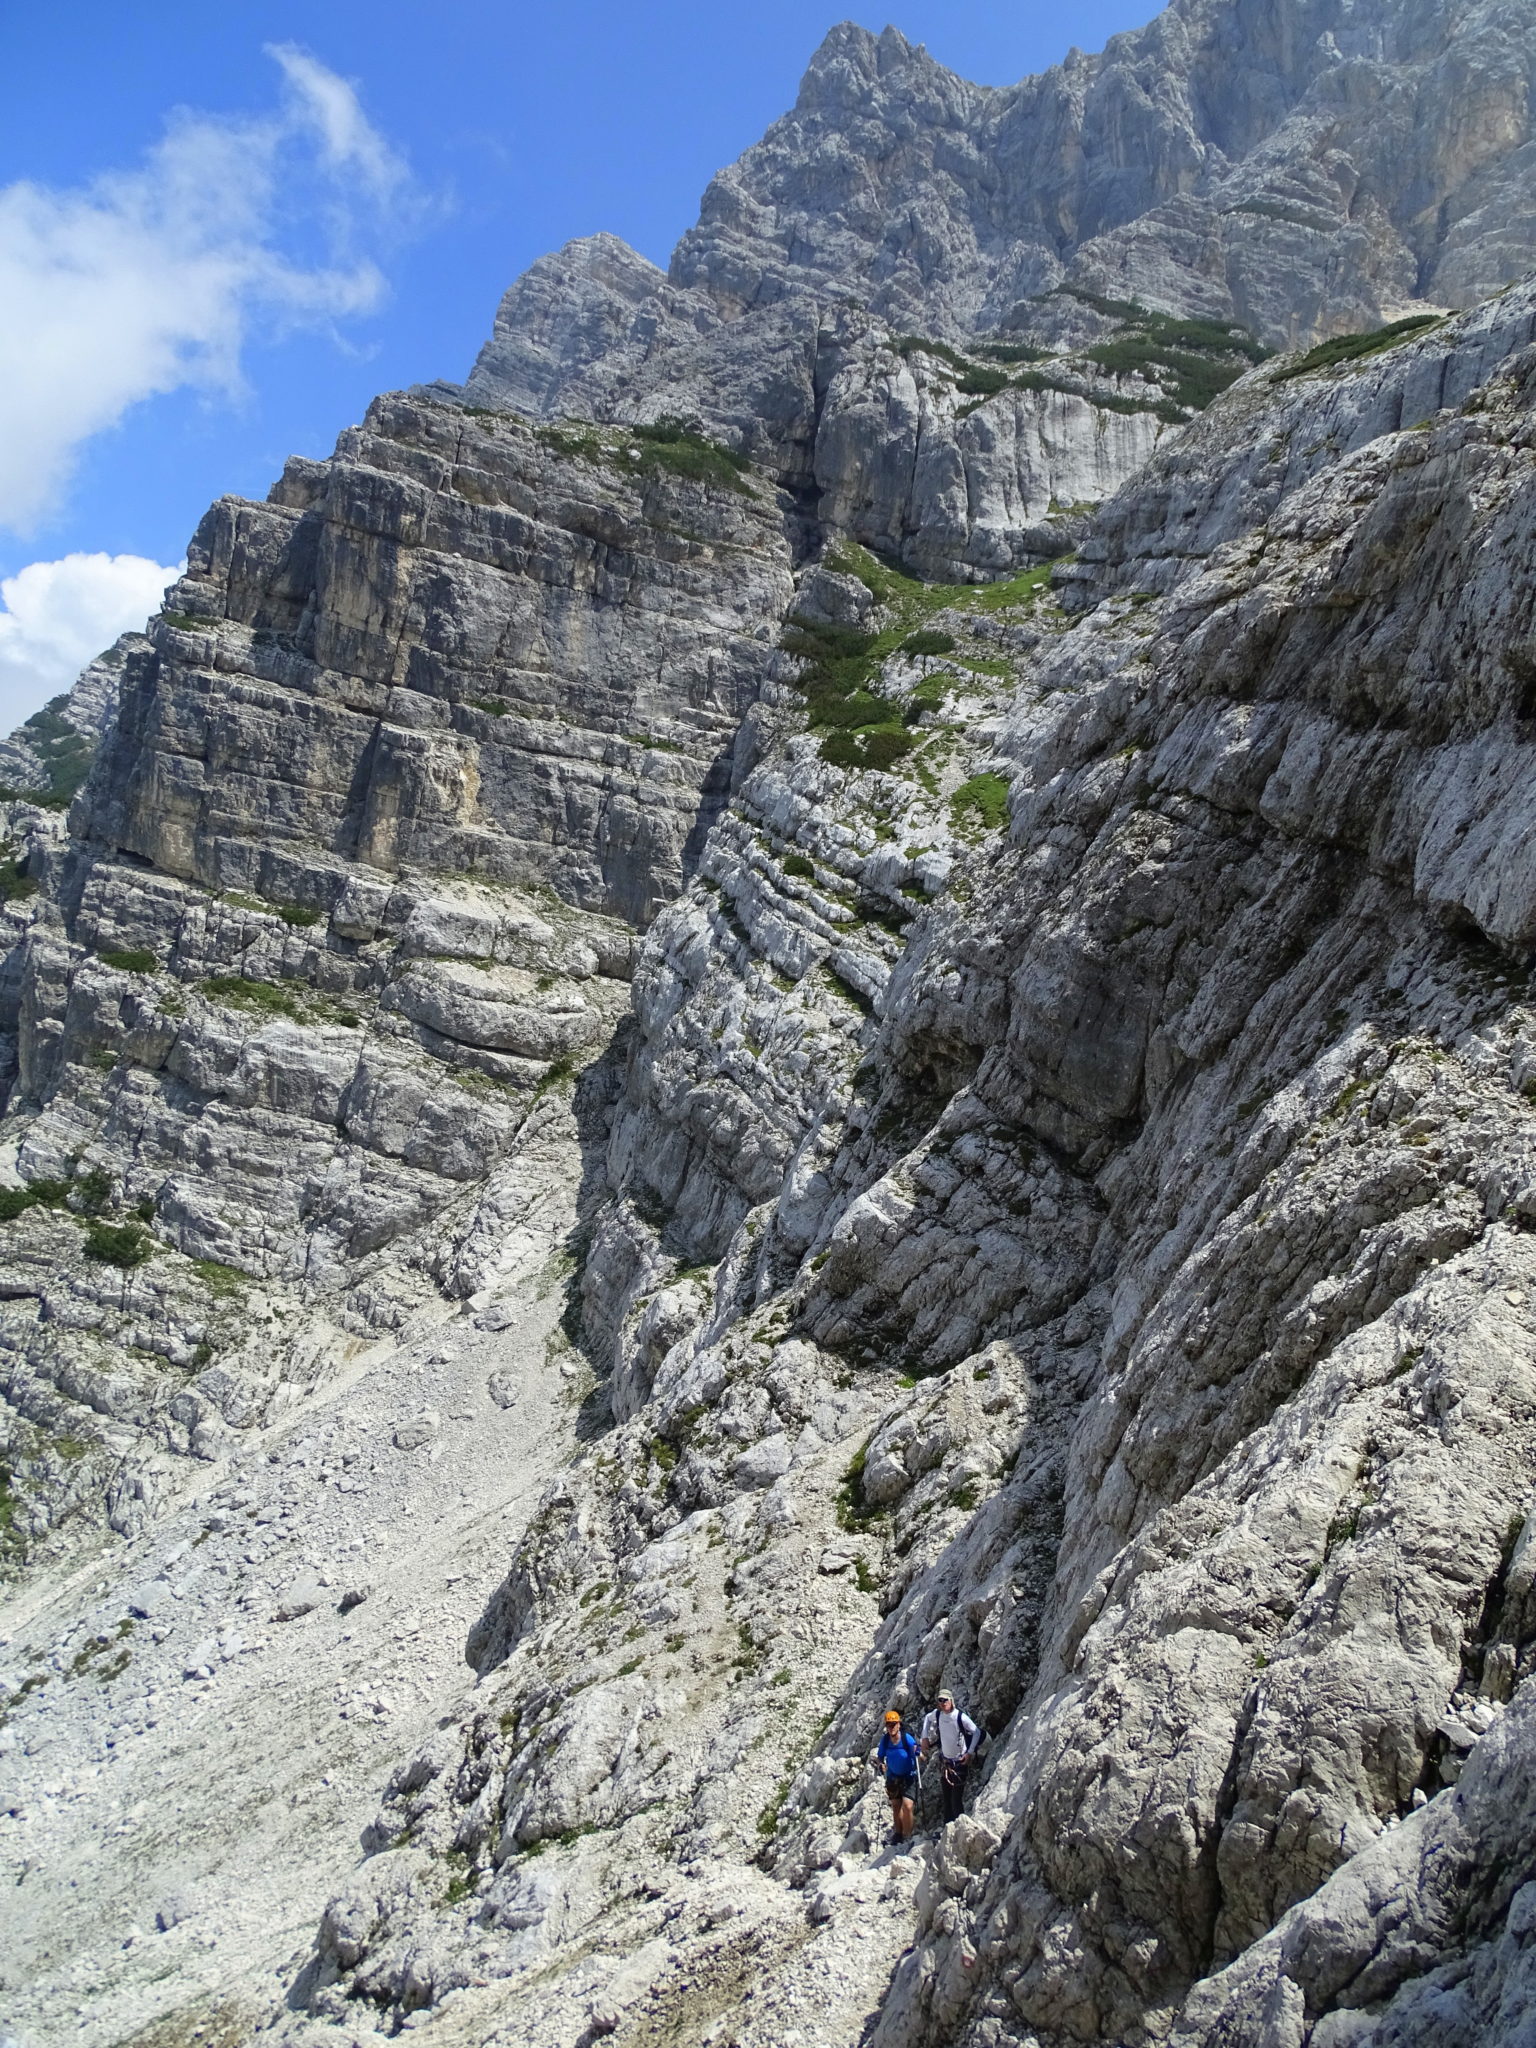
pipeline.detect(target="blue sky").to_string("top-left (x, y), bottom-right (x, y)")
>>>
top-left (0, 0), bottom-right (1152, 723)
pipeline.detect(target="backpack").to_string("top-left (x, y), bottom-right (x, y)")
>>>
top-left (926, 1704), bottom-right (983, 1757)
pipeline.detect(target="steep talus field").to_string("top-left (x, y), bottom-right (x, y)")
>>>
top-left (5, 4), bottom-right (1536, 2047)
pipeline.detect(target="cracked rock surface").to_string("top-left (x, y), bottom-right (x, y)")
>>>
top-left (7, 7), bottom-right (1536, 2048)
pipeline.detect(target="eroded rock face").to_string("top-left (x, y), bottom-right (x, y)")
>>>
top-left (90, 395), bottom-right (791, 923)
top-left (462, 0), bottom-right (1536, 577)
top-left (292, 287), bottom-right (1536, 2048)
top-left (8, 9), bottom-right (1536, 2048)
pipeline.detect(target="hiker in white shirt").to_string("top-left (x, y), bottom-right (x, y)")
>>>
top-left (919, 1690), bottom-right (979, 1823)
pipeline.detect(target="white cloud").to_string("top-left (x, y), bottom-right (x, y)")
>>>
top-left (0, 553), bottom-right (180, 730)
top-left (267, 44), bottom-right (405, 196)
top-left (0, 51), bottom-right (412, 534)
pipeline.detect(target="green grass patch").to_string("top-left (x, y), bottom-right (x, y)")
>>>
top-left (99, 948), bottom-right (157, 973)
top-left (193, 1258), bottom-right (247, 1298)
top-left (278, 903), bottom-right (321, 927)
top-left (951, 772), bottom-right (1010, 832)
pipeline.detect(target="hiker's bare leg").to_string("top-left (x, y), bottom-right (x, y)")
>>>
top-left (897, 1794), bottom-right (914, 1840)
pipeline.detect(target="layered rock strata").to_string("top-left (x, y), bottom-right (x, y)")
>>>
top-left (271, 284), bottom-right (1536, 2048)
top-left (6, 6), bottom-right (1536, 2048)
top-left (464, 0), bottom-right (1536, 575)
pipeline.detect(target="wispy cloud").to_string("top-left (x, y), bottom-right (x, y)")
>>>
top-left (0, 552), bottom-right (180, 729)
top-left (0, 49), bottom-right (414, 535)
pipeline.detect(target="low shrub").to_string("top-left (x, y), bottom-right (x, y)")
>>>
top-left (1275, 313), bottom-right (1441, 380)
top-left (821, 725), bottom-right (914, 773)
top-left (903, 630), bottom-right (955, 659)
top-left (199, 975), bottom-right (303, 1020)
top-left (83, 1220), bottom-right (153, 1268)
top-left (632, 417), bottom-right (751, 492)
top-left (0, 1178), bottom-right (68, 1223)
top-left (100, 948), bottom-right (156, 973)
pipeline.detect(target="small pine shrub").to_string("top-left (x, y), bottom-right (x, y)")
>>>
top-left (903, 630), bottom-right (955, 659)
top-left (100, 948), bottom-right (156, 973)
top-left (0, 1178), bottom-right (68, 1223)
top-left (83, 1221), bottom-right (152, 1269)
top-left (821, 725), bottom-right (914, 773)
top-left (1276, 314), bottom-right (1440, 381)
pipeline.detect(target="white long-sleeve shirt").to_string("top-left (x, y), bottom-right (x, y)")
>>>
top-left (921, 1706), bottom-right (978, 1760)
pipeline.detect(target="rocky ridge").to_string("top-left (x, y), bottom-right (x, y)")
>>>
top-left (463, 0), bottom-right (1536, 577)
top-left (6, 5), bottom-right (1536, 2047)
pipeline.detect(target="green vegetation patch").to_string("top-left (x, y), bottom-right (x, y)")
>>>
top-left (100, 948), bottom-right (157, 973)
top-left (200, 975), bottom-right (304, 1019)
top-left (539, 415), bottom-right (751, 494)
top-left (193, 1258), bottom-right (248, 1299)
top-left (892, 334), bottom-right (972, 374)
top-left (784, 546), bottom-right (1067, 775)
top-left (974, 340), bottom-right (1048, 363)
top-left (631, 417), bottom-right (751, 492)
top-left (0, 1178), bottom-right (69, 1223)
top-left (6, 698), bottom-right (96, 807)
top-left (903, 630), bottom-right (955, 659)
top-left (198, 974), bottom-right (358, 1029)
top-left (1275, 313), bottom-right (1443, 381)
top-left (835, 1439), bottom-right (885, 1530)
top-left (0, 843), bottom-right (38, 903)
top-left (951, 772), bottom-right (1011, 832)
top-left (83, 1220), bottom-right (153, 1268)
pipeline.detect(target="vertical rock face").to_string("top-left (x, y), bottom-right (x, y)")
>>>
top-left (92, 396), bottom-right (791, 923)
top-left (462, 0), bottom-right (1536, 576)
top-left (8, 5), bottom-right (1536, 2048)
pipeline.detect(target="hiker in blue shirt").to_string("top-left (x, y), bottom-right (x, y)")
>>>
top-left (873, 1707), bottom-right (919, 1844)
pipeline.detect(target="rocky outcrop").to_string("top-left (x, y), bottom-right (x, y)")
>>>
top-left (288, 283), bottom-right (1536, 2048)
top-left (0, 632), bottom-right (141, 802)
top-left (462, 0), bottom-right (1536, 577)
top-left (8, 7), bottom-right (1536, 2048)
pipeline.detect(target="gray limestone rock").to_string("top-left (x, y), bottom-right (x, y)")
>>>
top-left (10, 9), bottom-right (1536, 2048)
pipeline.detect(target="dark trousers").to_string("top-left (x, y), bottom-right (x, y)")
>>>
top-left (940, 1758), bottom-right (968, 1823)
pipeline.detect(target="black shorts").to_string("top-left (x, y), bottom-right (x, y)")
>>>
top-left (885, 1773), bottom-right (916, 1798)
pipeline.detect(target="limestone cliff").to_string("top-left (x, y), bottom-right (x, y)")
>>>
top-left (6, 7), bottom-right (1536, 2048)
